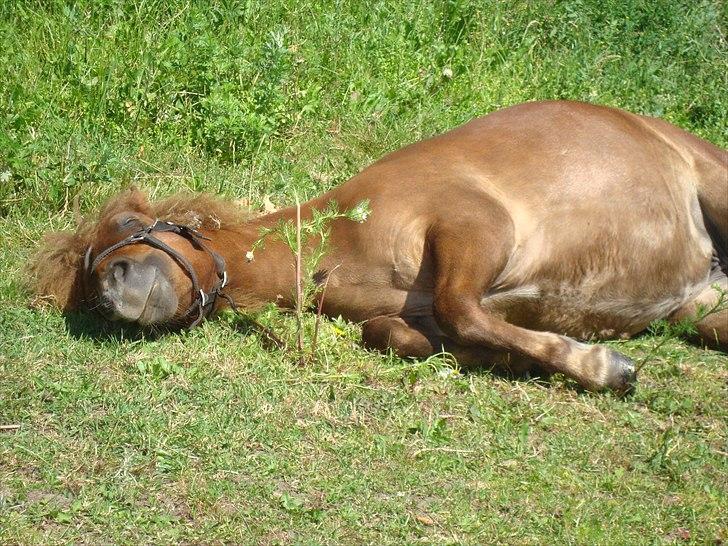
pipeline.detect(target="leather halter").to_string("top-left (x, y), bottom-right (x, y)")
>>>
top-left (84, 220), bottom-right (230, 328)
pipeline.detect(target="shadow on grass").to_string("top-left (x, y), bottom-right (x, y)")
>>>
top-left (62, 311), bottom-right (170, 343)
top-left (224, 314), bottom-right (287, 351)
top-left (454, 355), bottom-right (640, 397)
top-left (461, 360), bottom-right (562, 388)
top-left (61, 308), bottom-right (283, 347)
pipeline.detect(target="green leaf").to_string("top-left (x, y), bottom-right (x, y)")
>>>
top-left (280, 493), bottom-right (305, 513)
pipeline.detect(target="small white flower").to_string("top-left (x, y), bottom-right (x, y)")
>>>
top-left (245, 250), bottom-right (254, 262)
top-left (437, 367), bottom-right (461, 379)
top-left (0, 170), bottom-right (11, 183)
top-left (349, 199), bottom-right (371, 223)
top-left (442, 67), bottom-right (453, 79)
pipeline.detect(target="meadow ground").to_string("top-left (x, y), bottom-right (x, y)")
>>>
top-left (1, 0), bottom-right (727, 543)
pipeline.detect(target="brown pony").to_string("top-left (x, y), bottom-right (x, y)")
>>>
top-left (30, 101), bottom-right (727, 393)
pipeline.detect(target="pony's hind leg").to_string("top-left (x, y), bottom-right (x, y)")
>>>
top-left (670, 267), bottom-right (728, 350)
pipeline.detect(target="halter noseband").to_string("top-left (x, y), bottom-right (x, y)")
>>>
top-left (85, 220), bottom-right (230, 328)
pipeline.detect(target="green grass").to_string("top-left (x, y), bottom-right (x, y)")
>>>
top-left (1, 0), bottom-right (727, 543)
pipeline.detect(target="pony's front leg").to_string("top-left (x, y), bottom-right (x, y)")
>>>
top-left (362, 316), bottom-right (440, 359)
top-left (361, 315), bottom-right (536, 377)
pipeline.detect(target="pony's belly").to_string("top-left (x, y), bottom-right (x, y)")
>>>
top-left (485, 218), bottom-right (714, 340)
top-left (481, 280), bottom-right (707, 341)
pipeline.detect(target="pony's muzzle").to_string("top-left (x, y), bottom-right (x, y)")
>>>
top-left (96, 255), bottom-right (178, 325)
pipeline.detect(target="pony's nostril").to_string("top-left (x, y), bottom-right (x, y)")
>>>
top-left (109, 259), bottom-right (131, 284)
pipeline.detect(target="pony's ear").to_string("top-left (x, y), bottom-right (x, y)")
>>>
top-left (27, 230), bottom-right (87, 311)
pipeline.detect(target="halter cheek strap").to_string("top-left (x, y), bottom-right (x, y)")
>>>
top-left (85, 220), bottom-right (230, 328)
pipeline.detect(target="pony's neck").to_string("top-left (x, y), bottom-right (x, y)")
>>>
top-left (203, 209), bottom-right (301, 308)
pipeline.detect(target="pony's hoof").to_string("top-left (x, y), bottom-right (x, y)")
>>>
top-left (605, 351), bottom-right (637, 396)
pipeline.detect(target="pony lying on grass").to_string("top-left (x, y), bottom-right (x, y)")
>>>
top-left (30, 101), bottom-right (727, 394)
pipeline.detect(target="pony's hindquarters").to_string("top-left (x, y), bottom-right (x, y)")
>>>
top-left (647, 117), bottom-right (728, 349)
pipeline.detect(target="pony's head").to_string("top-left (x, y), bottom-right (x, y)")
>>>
top-left (29, 188), bottom-right (247, 327)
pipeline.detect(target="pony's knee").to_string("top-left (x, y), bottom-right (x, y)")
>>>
top-left (362, 316), bottom-right (436, 358)
top-left (671, 276), bottom-right (728, 350)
